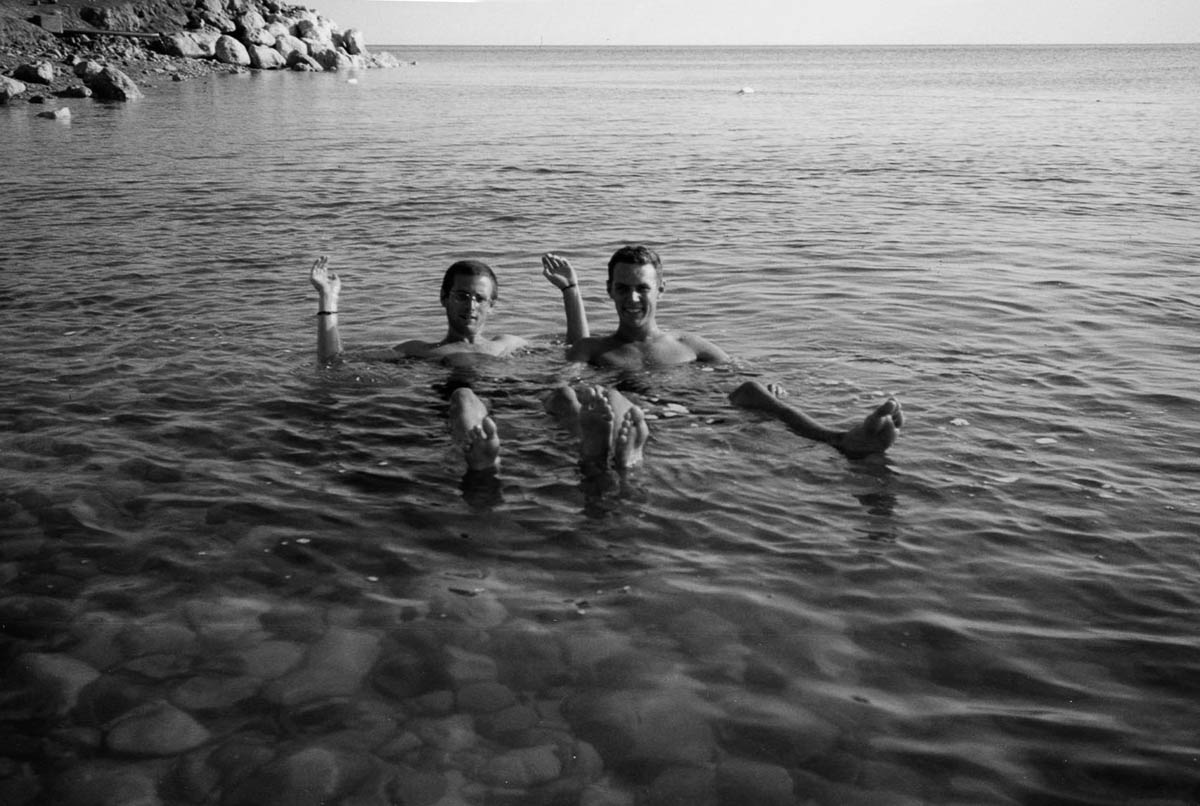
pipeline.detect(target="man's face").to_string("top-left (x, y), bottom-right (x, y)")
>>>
top-left (608, 262), bottom-right (662, 330)
top-left (442, 274), bottom-right (496, 338)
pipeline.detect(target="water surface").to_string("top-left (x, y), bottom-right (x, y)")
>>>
top-left (1, 44), bottom-right (1198, 805)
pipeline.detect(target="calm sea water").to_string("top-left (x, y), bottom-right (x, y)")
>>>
top-left (2, 45), bottom-right (1199, 805)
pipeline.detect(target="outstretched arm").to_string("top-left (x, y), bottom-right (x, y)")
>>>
top-left (542, 253), bottom-right (589, 345)
top-left (309, 256), bottom-right (343, 364)
top-left (730, 381), bottom-right (902, 459)
top-left (682, 333), bottom-right (730, 364)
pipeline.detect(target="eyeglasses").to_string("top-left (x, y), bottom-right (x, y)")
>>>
top-left (448, 291), bottom-right (492, 305)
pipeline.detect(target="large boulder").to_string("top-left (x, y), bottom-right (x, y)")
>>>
top-left (0, 76), bottom-right (28, 103)
top-left (288, 53), bottom-right (324, 72)
top-left (87, 66), bottom-right (143, 101)
top-left (339, 28), bottom-right (366, 56)
top-left (193, 0), bottom-right (237, 31)
top-left (73, 59), bottom-right (104, 80)
top-left (328, 50), bottom-right (355, 73)
top-left (214, 35), bottom-right (251, 66)
top-left (248, 45), bottom-right (286, 70)
top-left (243, 27), bottom-right (276, 47)
top-left (306, 40), bottom-right (341, 70)
top-left (235, 9), bottom-right (267, 36)
top-left (294, 16), bottom-right (336, 43)
top-left (160, 32), bottom-right (215, 59)
top-left (272, 33), bottom-right (308, 62)
top-left (14, 61), bottom-right (55, 85)
top-left (189, 30), bottom-right (223, 56)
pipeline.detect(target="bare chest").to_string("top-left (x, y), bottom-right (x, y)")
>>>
top-left (595, 336), bottom-right (698, 368)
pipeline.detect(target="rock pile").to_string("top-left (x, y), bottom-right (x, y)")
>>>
top-left (0, 0), bottom-right (401, 106)
top-left (155, 0), bottom-right (395, 74)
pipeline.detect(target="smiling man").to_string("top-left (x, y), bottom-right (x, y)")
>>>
top-left (541, 244), bottom-right (729, 369)
top-left (541, 245), bottom-right (902, 460)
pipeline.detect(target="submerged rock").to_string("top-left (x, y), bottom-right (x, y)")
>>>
top-left (716, 759), bottom-right (796, 806)
top-left (648, 766), bottom-right (717, 806)
top-left (263, 627), bottom-right (381, 705)
top-left (223, 745), bottom-right (370, 806)
top-left (106, 700), bottom-right (211, 756)
top-left (170, 674), bottom-right (262, 711)
top-left (51, 761), bottom-right (162, 806)
top-left (14, 652), bottom-right (99, 715)
top-left (482, 744), bottom-right (562, 788)
top-left (564, 689), bottom-right (717, 770)
top-left (456, 680), bottom-right (517, 714)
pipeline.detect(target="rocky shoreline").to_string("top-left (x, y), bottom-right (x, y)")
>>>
top-left (0, 0), bottom-right (402, 108)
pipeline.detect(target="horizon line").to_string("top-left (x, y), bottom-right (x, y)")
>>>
top-left (370, 40), bottom-right (1200, 48)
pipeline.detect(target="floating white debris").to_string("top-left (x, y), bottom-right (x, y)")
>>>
top-left (1035, 437), bottom-right (1058, 444)
top-left (346, 78), bottom-right (358, 84)
top-left (950, 418), bottom-right (969, 427)
top-left (738, 86), bottom-right (754, 94)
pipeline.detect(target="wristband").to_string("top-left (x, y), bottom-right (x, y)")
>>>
top-left (562, 284), bottom-right (576, 291)
top-left (317, 311), bottom-right (338, 316)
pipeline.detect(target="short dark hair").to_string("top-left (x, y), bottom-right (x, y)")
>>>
top-left (607, 245), bottom-right (662, 285)
top-left (440, 260), bottom-right (499, 301)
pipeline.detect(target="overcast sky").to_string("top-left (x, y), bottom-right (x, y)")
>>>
top-left (310, 0), bottom-right (1200, 46)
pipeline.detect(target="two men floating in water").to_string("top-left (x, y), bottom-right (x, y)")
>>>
top-left (309, 245), bottom-right (903, 476)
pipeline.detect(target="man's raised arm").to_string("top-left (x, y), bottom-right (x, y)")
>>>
top-left (541, 253), bottom-right (589, 345)
top-left (309, 256), bottom-right (343, 364)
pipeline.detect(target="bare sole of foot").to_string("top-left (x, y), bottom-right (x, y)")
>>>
top-left (612, 407), bottom-right (649, 469)
top-left (577, 385), bottom-right (615, 468)
top-left (463, 416), bottom-right (500, 471)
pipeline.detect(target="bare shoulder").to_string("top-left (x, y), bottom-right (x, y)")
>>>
top-left (677, 331), bottom-right (729, 363)
top-left (489, 333), bottom-right (529, 355)
top-left (394, 339), bottom-right (436, 358)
